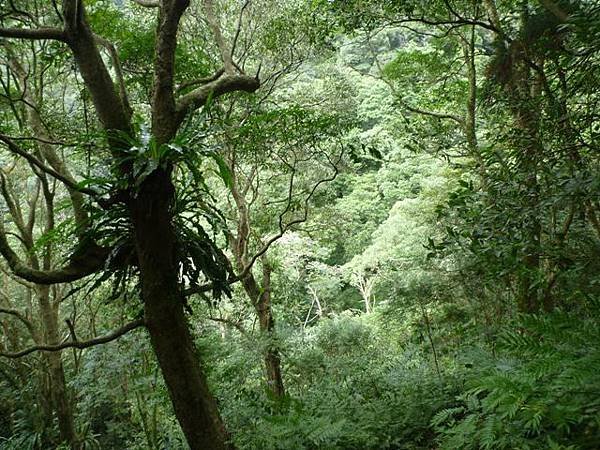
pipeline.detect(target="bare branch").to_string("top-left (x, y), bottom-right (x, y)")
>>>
top-left (0, 214), bottom-right (109, 284)
top-left (94, 34), bottom-right (132, 118)
top-left (0, 263), bottom-right (35, 289)
top-left (0, 307), bottom-right (35, 336)
top-left (0, 134), bottom-right (97, 196)
top-left (184, 147), bottom-right (343, 297)
top-left (202, 0), bottom-right (235, 74)
top-left (391, 15), bottom-right (498, 35)
top-left (242, 149), bottom-right (343, 275)
top-left (401, 101), bottom-right (466, 125)
top-left (176, 68), bottom-right (225, 93)
top-left (0, 318), bottom-right (145, 359)
top-left (0, 27), bottom-right (66, 42)
top-left (231, 0), bottom-right (251, 60)
top-left (176, 73), bottom-right (259, 118)
top-left (131, 0), bottom-right (159, 7)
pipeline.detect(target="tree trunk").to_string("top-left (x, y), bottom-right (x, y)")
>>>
top-left (257, 264), bottom-right (285, 399)
top-left (130, 169), bottom-right (233, 450)
top-left (513, 96), bottom-right (542, 314)
top-left (511, 18), bottom-right (543, 313)
top-left (228, 170), bottom-right (285, 399)
top-left (36, 286), bottom-right (78, 449)
top-left (240, 269), bottom-right (285, 399)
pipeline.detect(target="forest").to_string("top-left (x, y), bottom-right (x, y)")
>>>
top-left (0, 0), bottom-right (599, 449)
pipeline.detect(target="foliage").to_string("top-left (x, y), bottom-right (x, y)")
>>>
top-left (434, 311), bottom-right (600, 450)
top-left (208, 313), bottom-right (460, 450)
top-left (1, 1), bottom-right (600, 449)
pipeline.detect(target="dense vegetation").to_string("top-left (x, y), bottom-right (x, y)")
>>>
top-left (0, 0), bottom-right (599, 449)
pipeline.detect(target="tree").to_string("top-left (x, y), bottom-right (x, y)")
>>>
top-left (0, 54), bottom-right (79, 447)
top-left (0, 0), bottom-right (263, 447)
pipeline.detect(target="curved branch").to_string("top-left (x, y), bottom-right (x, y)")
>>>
top-left (0, 134), bottom-right (98, 196)
top-left (0, 307), bottom-right (35, 336)
top-left (392, 16), bottom-right (498, 34)
top-left (0, 221), bottom-right (109, 284)
top-left (0, 263), bottom-right (35, 289)
top-left (0, 318), bottom-right (145, 359)
top-left (175, 68), bottom-right (225, 93)
top-left (175, 73), bottom-right (259, 119)
top-left (400, 101), bottom-right (465, 126)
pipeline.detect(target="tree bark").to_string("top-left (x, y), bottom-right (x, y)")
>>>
top-left (228, 173), bottom-right (286, 399)
top-left (240, 269), bottom-right (286, 399)
top-left (129, 169), bottom-right (233, 450)
top-left (512, 65), bottom-right (543, 314)
top-left (0, 1), bottom-right (258, 447)
top-left (36, 286), bottom-right (78, 449)
top-left (489, 4), bottom-right (543, 313)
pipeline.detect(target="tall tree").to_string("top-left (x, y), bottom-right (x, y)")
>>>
top-left (0, 0), bottom-right (262, 447)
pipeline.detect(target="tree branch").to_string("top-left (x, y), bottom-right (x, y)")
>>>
top-left (400, 101), bottom-right (465, 125)
top-left (185, 147), bottom-right (342, 297)
top-left (390, 16), bottom-right (498, 34)
top-left (230, 0), bottom-right (251, 60)
top-left (176, 73), bottom-right (259, 119)
top-left (0, 134), bottom-right (97, 196)
top-left (0, 216), bottom-right (109, 284)
top-left (151, 0), bottom-right (190, 142)
top-left (0, 318), bottom-right (145, 359)
top-left (131, 0), bottom-right (159, 7)
top-left (202, 0), bottom-right (235, 74)
top-left (63, 0), bottom-right (132, 134)
top-left (0, 262), bottom-right (35, 289)
top-left (175, 68), bottom-right (225, 93)
top-left (94, 34), bottom-right (133, 119)
top-left (0, 27), bottom-right (66, 42)
top-left (0, 307), bottom-right (35, 336)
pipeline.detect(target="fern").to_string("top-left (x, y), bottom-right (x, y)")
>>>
top-left (434, 311), bottom-right (600, 449)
